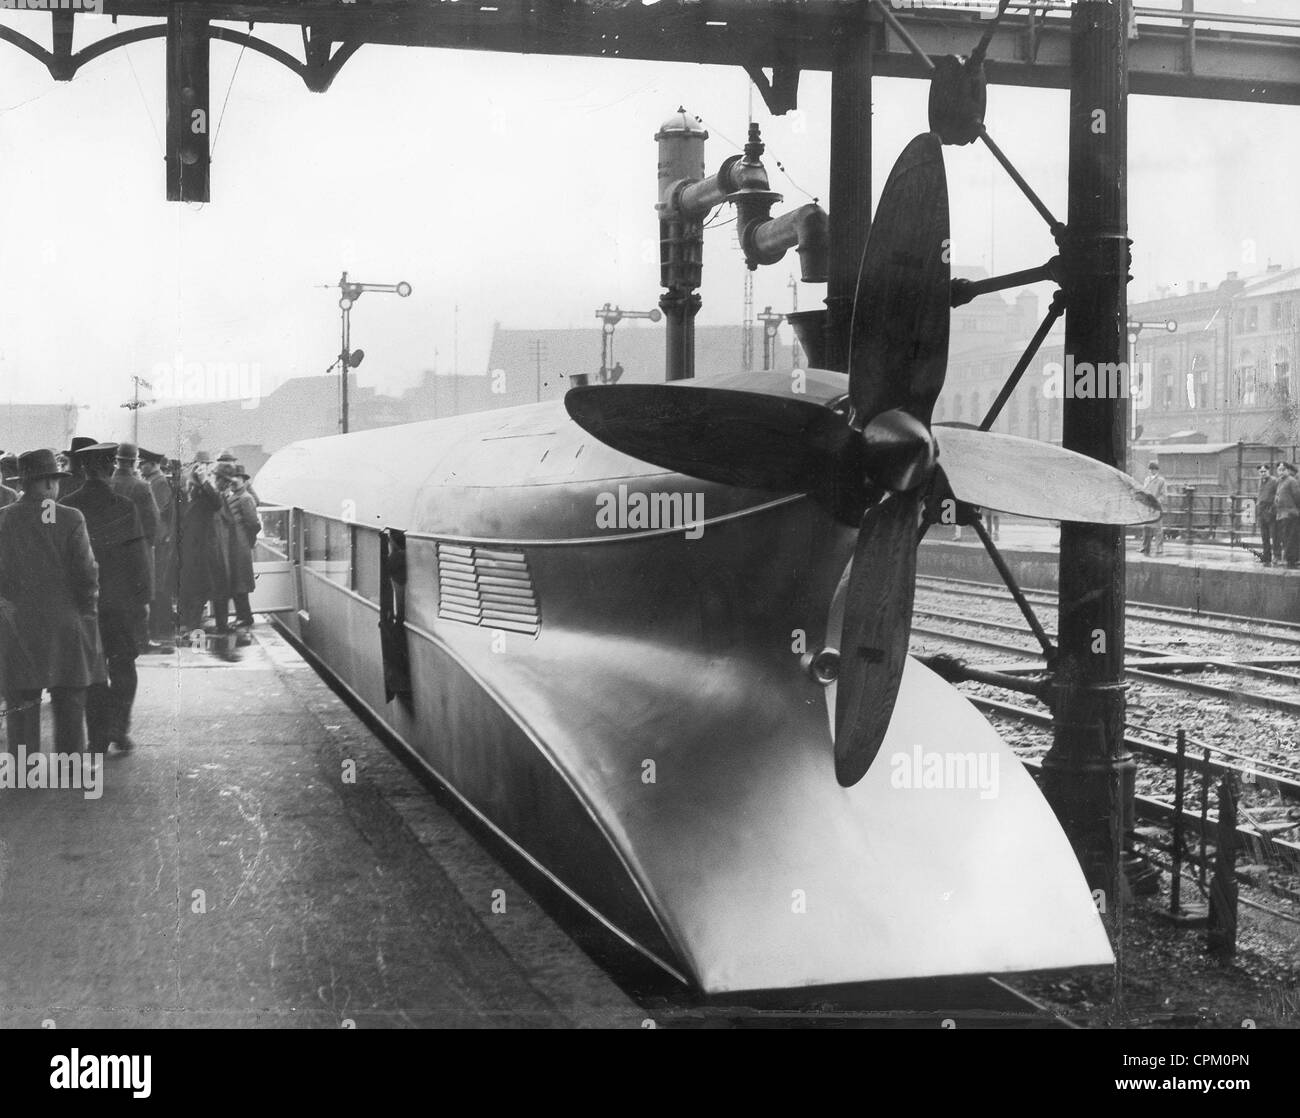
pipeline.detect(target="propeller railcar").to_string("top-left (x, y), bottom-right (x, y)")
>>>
top-left (251, 132), bottom-right (1156, 994)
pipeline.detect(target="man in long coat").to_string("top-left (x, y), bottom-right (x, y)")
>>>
top-left (140, 449), bottom-right (176, 645)
top-left (177, 460), bottom-right (233, 636)
top-left (64, 444), bottom-right (151, 751)
top-left (0, 449), bottom-right (104, 753)
top-left (110, 443), bottom-right (159, 646)
top-left (222, 465), bottom-right (259, 642)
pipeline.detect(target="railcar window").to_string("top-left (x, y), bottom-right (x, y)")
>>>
top-left (257, 508), bottom-right (289, 561)
top-left (353, 527), bottom-right (381, 603)
top-left (304, 514), bottom-right (352, 586)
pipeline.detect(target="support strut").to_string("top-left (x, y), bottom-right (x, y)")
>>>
top-left (1039, 0), bottom-right (1136, 904)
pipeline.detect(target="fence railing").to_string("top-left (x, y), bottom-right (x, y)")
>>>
top-left (1156, 489), bottom-right (1265, 551)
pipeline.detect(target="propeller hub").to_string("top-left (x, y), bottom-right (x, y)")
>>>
top-left (859, 409), bottom-right (938, 492)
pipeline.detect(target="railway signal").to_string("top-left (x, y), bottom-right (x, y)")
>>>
top-left (324, 272), bottom-right (412, 433)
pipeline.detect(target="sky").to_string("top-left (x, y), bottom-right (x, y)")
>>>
top-left (1, 4), bottom-right (1298, 440)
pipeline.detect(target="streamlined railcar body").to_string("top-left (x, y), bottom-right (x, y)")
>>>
top-left (255, 368), bottom-right (1113, 994)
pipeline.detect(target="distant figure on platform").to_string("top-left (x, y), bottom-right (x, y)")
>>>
top-left (64, 444), bottom-right (151, 752)
top-left (223, 465), bottom-right (260, 645)
top-left (0, 449), bottom-right (104, 754)
top-left (1257, 463), bottom-right (1279, 566)
top-left (1140, 461), bottom-right (1168, 557)
top-left (140, 449), bottom-right (176, 646)
top-left (1273, 463), bottom-right (1300, 569)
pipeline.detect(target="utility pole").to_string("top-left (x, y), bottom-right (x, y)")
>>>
top-left (788, 275), bottom-right (802, 369)
top-left (742, 272), bottom-right (755, 370)
top-left (1040, 0), bottom-right (1133, 906)
top-left (529, 338), bottom-right (548, 401)
top-left (120, 375), bottom-right (153, 443)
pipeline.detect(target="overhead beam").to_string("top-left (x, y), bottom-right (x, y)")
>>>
top-left (6, 4), bottom-right (1299, 104)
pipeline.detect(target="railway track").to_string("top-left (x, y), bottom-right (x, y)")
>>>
top-left (910, 604), bottom-right (1300, 715)
top-left (916, 574), bottom-right (1300, 648)
top-left (971, 694), bottom-right (1300, 877)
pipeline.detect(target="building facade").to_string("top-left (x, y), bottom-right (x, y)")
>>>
top-left (940, 264), bottom-right (1300, 451)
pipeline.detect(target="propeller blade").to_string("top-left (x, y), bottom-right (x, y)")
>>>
top-left (834, 490), bottom-right (924, 787)
top-left (849, 133), bottom-right (951, 426)
top-left (933, 426), bottom-right (1161, 524)
top-left (565, 383), bottom-right (858, 494)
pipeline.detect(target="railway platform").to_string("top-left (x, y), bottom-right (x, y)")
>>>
top-left (922, 521), bottom-right (1299, 623)
top-left (0, 629), bottom-right (642, 1029)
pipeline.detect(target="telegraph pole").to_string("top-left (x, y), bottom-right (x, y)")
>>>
top-left (121, 376), bottom-right (152, 444)
top-left (529, 338), bottom-right (548, 401)
top-left (1040, 0), bottom-right (1133, 905)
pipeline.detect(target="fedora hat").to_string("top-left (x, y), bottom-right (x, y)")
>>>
top-left (65, 435), bottom-right (98, 457)
top-left (116, 442), bottom-right (139, 461)
top-left (192, 450), bottom-right (213, 465)
top-left (213, 461), bottom-right (239, 481)
top-left (18, 448), bottom-right (70, 483)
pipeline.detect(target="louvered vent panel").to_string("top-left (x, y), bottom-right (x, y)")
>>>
top-left (436, 543), bottom-right (540, 636)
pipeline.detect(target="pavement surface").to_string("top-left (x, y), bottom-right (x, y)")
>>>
top-left (0, 629), bottom-right (642, 1029)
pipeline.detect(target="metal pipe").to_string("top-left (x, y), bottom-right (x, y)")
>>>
top-left (744, 203), bottom-right (830, 282)
top-left (674, 155), bottom-right (745, 219)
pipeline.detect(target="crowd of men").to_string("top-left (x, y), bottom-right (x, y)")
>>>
top-left (0, 440), bottom-right (261, 756)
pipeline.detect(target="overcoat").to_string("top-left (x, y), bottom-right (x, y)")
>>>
top-left (177, 481), bottom-right (232, 603)
top-left (224, 489), bottom-right (258, 597)
top-left (62, 479), bottom-right (151, 615)
top-left (0, 497), bottom-right (105, 690)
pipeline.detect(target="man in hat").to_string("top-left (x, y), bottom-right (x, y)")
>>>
top-left (59, 435), bottom-right (99, 500)
top-left (140, 449), bottom-right (176, 645)
top-left (111, 443), bottom-right (159, 645)
top-left (178, 458), bottom-right (237, 654)
top-left (63, 444), bottom-right (151, 751)
top-left (223, 464), bottom-right (260, 642)
top-left (0, 449), bottom-right (103, 754)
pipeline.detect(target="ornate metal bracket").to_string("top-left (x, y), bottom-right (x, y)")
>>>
top-left (0, 12), bottom-right (361, 92)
